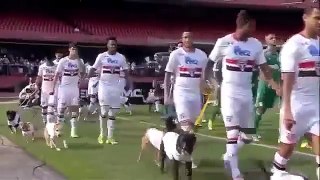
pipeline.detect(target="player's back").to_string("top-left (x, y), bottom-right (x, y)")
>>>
top-left (57, 57), bottom-right (83, 87)
top-left (216, 34), bottom-right (265, 95)
top-left (170, 47), bottom-right (208, 92)
top-left (280, 34), bottom-right (319, 99)
top-left (39, 63), bottom-right (57, 93)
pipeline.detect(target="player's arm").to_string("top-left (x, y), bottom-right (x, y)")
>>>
top-left (205, 38), bottom-right (223, 82)
top-left (164, 51), bottom-right (177, 101)
top-left (122, 56), bottom-right (130, 90)
top-left (35, 65), bottom-right (43, 90)
top-left (79, 59), bottom-right (86, 79)
top-left (88, 54), bottom-right (102, 78)
top-left (257, 44), bottom-right (279, 93)
top-left (52, 59), bottom-right (64, 93)
top-left (280, 42), bottom-right (298, 116)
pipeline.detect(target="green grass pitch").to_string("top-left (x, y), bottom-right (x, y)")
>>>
top-left (0, 103), bottom-right (316, 180)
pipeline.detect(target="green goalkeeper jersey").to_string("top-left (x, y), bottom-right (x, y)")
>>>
top-left (264, 49), bottom-right (281, 82)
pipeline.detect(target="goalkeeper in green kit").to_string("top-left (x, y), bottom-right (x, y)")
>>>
top-left (253, 34), bottom-right (280, 142)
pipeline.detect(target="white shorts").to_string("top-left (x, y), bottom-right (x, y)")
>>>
top-left (88, 80), bottom-right (98, 95)
top-left (173, 89), bottom-right (201, 124)
top-left (98, 84), bottom-right (121, 108)
top-left (41, 89), bottom-right (58, 107)
top-left (146, 128), bottom-right (164, 150)
top-left (279, 102), bottom-right (319, 144)
top-left (57, 86), bottom-right (79, 109)
top-left (221, 91), bottom-right (253, 129)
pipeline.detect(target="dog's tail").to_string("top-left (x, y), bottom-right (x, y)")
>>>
top-left (164, 116), bottom-right (177, 132)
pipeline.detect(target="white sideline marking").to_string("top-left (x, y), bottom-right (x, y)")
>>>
top-left (119, 117), bottom-right (314, 158)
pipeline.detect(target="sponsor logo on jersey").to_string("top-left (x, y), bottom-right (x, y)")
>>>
top-left (234, 46), bottom-right (251, 56)
top-left (185, 56), bottom-right (198, 65)
top-left (308, 45), bottom-right (320, 56)
top-left (67, 63), bottom-right (78, 68)
top-left (107, 58), bottom-right (118, 64)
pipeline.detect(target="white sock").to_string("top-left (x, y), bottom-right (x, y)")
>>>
top-left (99, 116), bottom-right (105, 135)
top-left (107, 119), bottom-right (115, 139)
top-left (226, 143), bottom-right (241, 178)
top-left (272, 152), bottom-right (288, 171)
top-left (155, 101), bottom-right (160, 111)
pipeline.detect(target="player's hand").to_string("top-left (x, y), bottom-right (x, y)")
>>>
top-left (283, 109), bottom-right (295, 131)
top-left (270, 81), bottom-right (281, 96)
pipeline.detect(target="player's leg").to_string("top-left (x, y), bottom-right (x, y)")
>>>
top-left (40, 92), bottom-right (49, 124)
top-left (57, 87), bottom-right (67, 123)
top-left (105, 87), bottom-right (121, 144)
top-left (68, 88), bottom-right (80, 138)
top-left (97, 85), bottom-right (108, 144)
top-left (154, 98), bottom-right (160, 112)
top-left (271, 112), bottom-right (305, 178)
top-left (123, 98), bottom-right (132, 115)
top-left (106, 107), bottom-right (120, 144)
top-left (220, 95), bottom-right (243, 179)
top-left (88, 94), bottom-right (98, 114)
top-left (254, 80), bottom-right (267, 140)
top-left (307, 121), bottom-right (320, 179)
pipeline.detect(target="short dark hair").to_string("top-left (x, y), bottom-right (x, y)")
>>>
top-left (236, 10), bottom-right (256, 28)
top-left (303, 7), bottom-right (319, 16)
top-left (106, 36), bottom-right (117, 43)
top-left (68, 42), bottom-right (78, 48)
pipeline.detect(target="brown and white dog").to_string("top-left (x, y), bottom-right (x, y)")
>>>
top-left (137, 117), bottom-right (180, 166)
top-left (44, 122), bottom-right (66, 151)
top-left (20, 122), bottom-right (35, 143)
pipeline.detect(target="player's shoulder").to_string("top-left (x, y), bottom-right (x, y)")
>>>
top-left (215, 34), bottom-right (234, 47)
top-left (116, 52), bottom-right (126, 60)
top-left (248, 37), bottom-right (264, 47)
top-left (97, 52), bottom-right (108, 59)
top-left (283, 34), bottom-right (303, 47)
top-left (195, 48), bottom-right (208, 57)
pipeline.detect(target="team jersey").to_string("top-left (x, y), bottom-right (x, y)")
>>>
top-left (165, 47), bottom-right (208, 93)
top-left (264, 49), bottom-right (281, 82)
top-left (209, 34), bottom-right (266, 96)
top-left (280, 34), bottom-right (319, 100)
top-left (93, 52), bottom-right (128, 86)
top-left (56, 57), bottom-right (85, 87)
top-left (38, 63), bottom-right (57, 94)
top-left (162, 132), bottom-right (192, 161)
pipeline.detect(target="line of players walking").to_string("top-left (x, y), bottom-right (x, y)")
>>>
top-left (28, 8), bottom-right (319, 180)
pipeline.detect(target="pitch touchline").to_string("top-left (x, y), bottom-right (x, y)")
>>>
top-left (118, 117), bottom-right (314, 158)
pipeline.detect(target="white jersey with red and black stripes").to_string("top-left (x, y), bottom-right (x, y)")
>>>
top-left (165, 47), bottom-right (208, 93)
top-left (209, 34), bottom-right (266, 96)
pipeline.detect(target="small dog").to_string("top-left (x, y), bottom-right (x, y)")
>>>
top-left (160, 121), bottom-right (197, 180)
top-left (6, 110), bottom-right (21, 134)
top-left (137, 117), bottom-right (179, 166)
top-left (20, 122), bottom-right (35, 143)
top-left (44, 122), bottom-right (66, 151)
